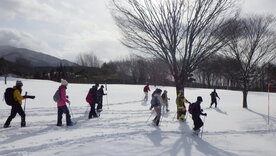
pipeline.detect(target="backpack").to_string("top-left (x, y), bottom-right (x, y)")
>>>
top-left (86, 92), bottom-right (93, 104)
top-left (53, 89), bottom-right (60, 102)
top-left (188, 103), bottom-right (195, 114)
top-left (4, 88), bottom-right (15, 106)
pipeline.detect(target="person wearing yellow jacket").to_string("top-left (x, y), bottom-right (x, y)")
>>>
top-left (176, 90), bottom-right (191, 121)
top-left (4, 80), bottom-right (35, 128)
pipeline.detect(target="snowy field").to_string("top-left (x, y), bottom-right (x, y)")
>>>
top-left (0, 78), bottom-right (276, 156)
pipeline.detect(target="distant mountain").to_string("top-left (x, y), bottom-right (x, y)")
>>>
top-left (0, 46), bottom-right (78, 67)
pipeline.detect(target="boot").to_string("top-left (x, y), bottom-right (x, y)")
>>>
top-left (3, 124), bottom-right (10, 128)
top-left (21, 121), bottom-right (26, 127)
top-left (156, 120), bottom-right (160, 126)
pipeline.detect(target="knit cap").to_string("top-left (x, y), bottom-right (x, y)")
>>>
top-left (61, 79), bottom-right (68, 86)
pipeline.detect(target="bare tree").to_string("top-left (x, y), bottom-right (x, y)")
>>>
top-left (222, 15), bottom-right (276, 108)
top-left (76, 52), bottom-right (101, 67)
top-left (111, 0), bottom-right (233, 94)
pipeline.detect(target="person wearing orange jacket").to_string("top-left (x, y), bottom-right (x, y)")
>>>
top-left (176, 90), bottom-right (190, 121)
top-left (3, 80), bottom-right (35, 128)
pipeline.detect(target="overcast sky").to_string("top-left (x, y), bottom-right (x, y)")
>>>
top-left (0, 0), bottom-right (275, 63)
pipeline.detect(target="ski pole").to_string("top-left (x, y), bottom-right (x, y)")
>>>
top-left (105, 82), bottom-right (109, 110)
top-left (146, 110), bottom-right (154, 123)
top-left (201, 116), bottom-right (206, 138)
top-left (24, 92), bottom-right (27, 111)
top-left (68, 104), bottom-right (75, 120)
top-left (172, 111), bottom-right (177, 121)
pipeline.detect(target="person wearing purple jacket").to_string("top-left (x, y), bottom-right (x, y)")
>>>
top-left (56, 79), bottom-right (72, 126)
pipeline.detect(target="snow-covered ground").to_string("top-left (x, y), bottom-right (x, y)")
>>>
top-left (0, 78), bottom-right (275, 156)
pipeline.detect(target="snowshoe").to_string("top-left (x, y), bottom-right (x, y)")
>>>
top-left (193, 129), bottom-right (200, 136)
top-left (3, 125), bottom-right (11, 128)
top-left (67, 121), bottom-right (77, 126)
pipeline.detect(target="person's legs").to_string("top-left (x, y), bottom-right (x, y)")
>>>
top-left (154, 107), bottom-right (161, 126)
top-left (4, 106), bottom-right (17, 127)
top-left (63, 106), bottom-right (72, 125)
top-left (57, 107), bottom-right (63, 126)
top-left (17, 105), bottom-right (26, 127)
top-left (89, 102), bottom-right (98, 119)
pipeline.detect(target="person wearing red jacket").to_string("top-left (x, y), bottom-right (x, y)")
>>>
top-left (143, 83), bottom-right (150, 101)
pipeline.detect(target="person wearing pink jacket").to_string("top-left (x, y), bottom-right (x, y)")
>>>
top-left (56, 79), bottom-right (72, 126)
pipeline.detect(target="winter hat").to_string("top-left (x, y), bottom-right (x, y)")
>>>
top-left (197, 96), bottom-right (203, 102)
top-left (101, 85), bottom-right (104, 88)
top-left (16, 80), bottom-right (23, 86)
top-left (61, 79), bottom-right (68, 86)
top-left (156, 88), bottom-right (162, 94)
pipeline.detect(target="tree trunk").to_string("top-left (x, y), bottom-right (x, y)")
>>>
top-left (4, 75), bottom-right (7, 85)
top-left (242, 90), bottom-right (248, 108)
top-left (174, 76), bottom-right (184, 96)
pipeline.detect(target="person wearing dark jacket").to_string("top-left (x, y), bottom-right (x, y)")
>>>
top-left (96, 85), bottom-right (106, 112)
top-left (191, 96), bottom-right (207, 135)
top-left (210, 89), bottom-right (220, 108)
top-left (3, 80), bottom-right (35, 128)
top-left (88, 83), bottom-right (99, 119)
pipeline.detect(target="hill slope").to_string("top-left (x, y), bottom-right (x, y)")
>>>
top-left (0, 46), bottom-right (77, 67)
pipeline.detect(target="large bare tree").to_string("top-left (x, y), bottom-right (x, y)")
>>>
top-left (111, 0), bottom-right (233, 94)
top-left (222, 15), bottom-right (276, 108)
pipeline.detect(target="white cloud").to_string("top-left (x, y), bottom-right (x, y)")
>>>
top-left (0, 28), bottom-right (59, 56)
top-left (0, 0), bottom-right (274, 63)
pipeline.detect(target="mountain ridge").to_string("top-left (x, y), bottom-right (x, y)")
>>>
top-left (0, 45), bottom-right (77, 67)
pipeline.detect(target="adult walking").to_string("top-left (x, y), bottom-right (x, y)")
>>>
top-left (3, 80), bottom-right (35, 128)
top-left (210, 89), bottom-right (220, 108)
top-left (96, 85), bottom-right (106, 112)
top-left (88, 83), bottom-right (99, 119)
top-left (150, 88), bottom-right (163, 126)
top-left (56, 79), bottom-right (73, 126)
top-left (190, 96), bottom-right (207, 135)
top-left (143, 83), bottom-right (150, 101)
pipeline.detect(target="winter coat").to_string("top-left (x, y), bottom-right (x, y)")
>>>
top-left (97, 88), bottom-right (105, 99)
top-left (151, 93), bottom-right (163, 108)
top-left (13, 86), bottom-right (24, 105)
top-left (210, 91), bottom-right (219, 100)
top-left (176, 93), bottom-right (189, 111)
top-left (191, 101), bottom-right (205, 116)
top-left (90, 85), bottom-right (98, 100)
top-left (144, 85), bottom-right (150, 92)
top-left (161, 93), bottom-right (169, 105)
top-left (57, 85), bottom-right (69, 107)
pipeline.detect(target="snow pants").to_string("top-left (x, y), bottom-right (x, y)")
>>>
top-left (177, 108), bottom-right (186, 120)
top-left (4, 103), bottom-right (25, 127)
top-left (57, 105), bottom-right (72, 126)
top-left (96, 97), bottom-right (103, 111)
top-left (153, 106), bottom-right (161, 126)
top-left (89, 101), bottom-right (98, 118)
top-left (144, 92), bottom-right (149, 101)
top-left (192, 115), bottom-right (203, 131)
top-left (210, 98), bottom-right (217, 107)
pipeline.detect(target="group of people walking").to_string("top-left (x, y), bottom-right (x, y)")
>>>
top-left (145, 83), bottom-right (220, 135)
top-left (2, 79), bottom-right (219, 137)
top-left (2, 79), bottom-right (107, 128)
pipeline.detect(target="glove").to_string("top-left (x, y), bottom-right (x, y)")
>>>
top-left (68, 101), bottom-right (71, 105)
top-left (23, 95), bottom-right (35, 99)
top-left (28, 96), bottom-right (35, 99)
top-left (203, 113), bottom-right (207, 116)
